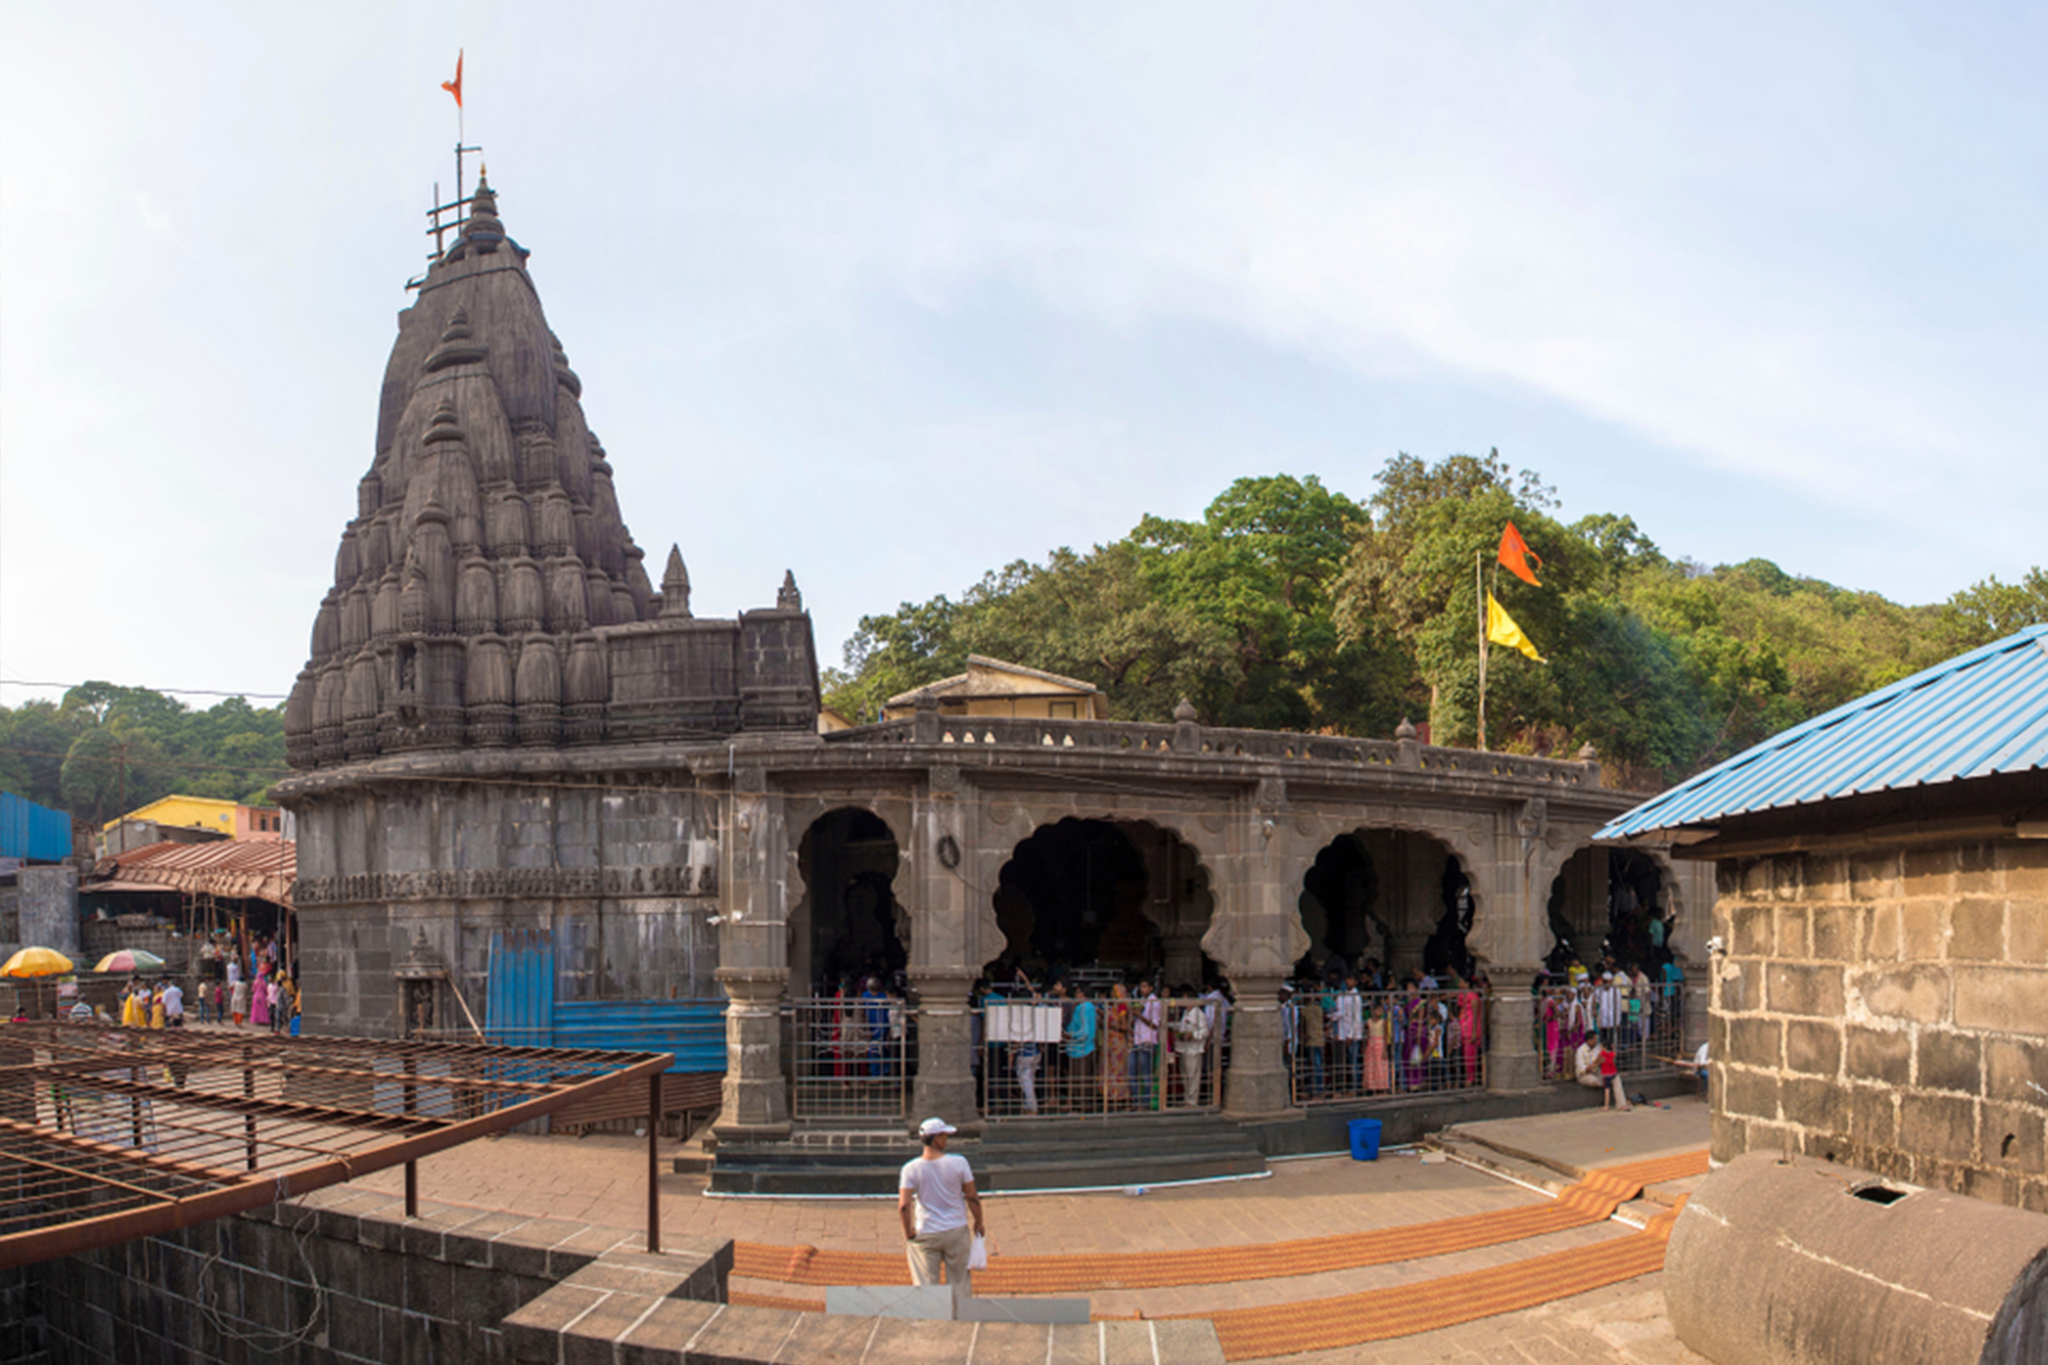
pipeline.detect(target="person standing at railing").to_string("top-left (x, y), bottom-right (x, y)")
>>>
top-left (1457, 979), bottom-right (1483, 1088)
top-left (861, 978), bottom-right (889, 1080)
top-left (1171, 993), bottom-right (1210, 1107)
top-left (1103, 984), bottom-right (1133, 1110)
top-left (1132, 981), bottom-right (1162, 1110)
top-left (1363, 999), bottom-right (1391, 1093)
top-left (1333, 976), bottom-right (1364, 1094)
top-left (1065, 985), bottom-right (1098, 1114)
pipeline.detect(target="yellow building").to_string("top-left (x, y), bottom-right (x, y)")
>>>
top-left (103, 795), bottom-right (284, 841)
top-left (882, 656), bottom-right (1109, 722)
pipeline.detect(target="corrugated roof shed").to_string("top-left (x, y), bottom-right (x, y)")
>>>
top-left (92, 839), bottom-right (297, 907)
top-left (1598, 624), bottom-right (2048, 841)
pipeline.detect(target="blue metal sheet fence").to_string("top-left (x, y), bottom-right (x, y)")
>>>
top-left (0, 792), bottom-right (71, 863)
top-left (485, 926), bottom-right (725, 1074)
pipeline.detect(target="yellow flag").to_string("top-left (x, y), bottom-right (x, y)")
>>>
top-left (1486, 593), bottom-right (1546, 663)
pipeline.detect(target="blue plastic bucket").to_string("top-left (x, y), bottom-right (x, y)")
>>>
top-left (1348, 1117), bottom-right (1382, 1161)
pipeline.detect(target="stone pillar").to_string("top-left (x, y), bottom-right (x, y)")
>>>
top-left (1222, 971), bottom-right (1294, 1118)
top-left (909, 968), bottom-right (980, 1131)
top-left (1484, 967), bottom-right (1547, 1093)
top-left (714, 967), bottom-right (790, 1139)
top-left (17, 866), bottom-right (79, 956)
top-left (1161, 928), bottom-right (1205, 989)
top-left (714, 763), bottom-right (793, 1141)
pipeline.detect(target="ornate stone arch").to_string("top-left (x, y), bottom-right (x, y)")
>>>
top-left (980, 796), bottom-right (1223, 981)
top-left (1283, 806), bottom-right (1498, 946)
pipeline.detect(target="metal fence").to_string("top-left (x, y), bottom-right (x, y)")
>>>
top-left (976, 995), bottom-right (1224, 1119)
top-left (1285, 987), bottom-right (1488, 1106)
top-left (787, 994), bottom-right (914, 1121)
top-left (1534, 979), bottom-right (1684, 1084)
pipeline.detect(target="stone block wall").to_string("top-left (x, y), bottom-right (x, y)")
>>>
top-left (1709, 840), bottom-right (2048, 1210)
top-left (33, 1186), bottom-right (727, 1365)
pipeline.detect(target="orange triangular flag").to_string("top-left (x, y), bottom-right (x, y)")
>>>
top-left (1497, 521), bottom-right (1542, 587)
top-left (441, 51), bottom-right (464, 108)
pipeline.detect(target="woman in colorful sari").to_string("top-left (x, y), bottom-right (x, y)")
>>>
top-left (1458, 982), bottom-right (1483, 1088)
top-left (1400, 983), bottom-right (1428, 1091)
top-left (1102, 983), bottom-right (1134, 1109)
top-left (250, 965), bottom-right (271, 1029)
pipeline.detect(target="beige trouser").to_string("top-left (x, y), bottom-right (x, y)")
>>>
top-left (906, 1224), bottom-right (973, 1306)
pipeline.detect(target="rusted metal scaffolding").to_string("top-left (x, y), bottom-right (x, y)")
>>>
top-left (0, 1023), bottom-right (672, 1269)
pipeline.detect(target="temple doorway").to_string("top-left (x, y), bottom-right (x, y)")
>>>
top-left (1295, 829), bottom-right (1475, 983)
top-left (791, 807), bottom-right (906, 996)
top-left (988, 818), bottom-right (1216, 990)
top-left (1545, 846), bottom-right (1673, 971)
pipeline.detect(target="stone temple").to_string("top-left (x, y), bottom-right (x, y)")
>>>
top-left (276, 177), bottom-right (1712, 1175)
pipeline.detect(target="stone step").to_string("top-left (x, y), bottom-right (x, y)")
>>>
top-left (706, 1116), bottom-right (1268, 1196)
top-left (1420, 1131), bottom-right (1577, 1195)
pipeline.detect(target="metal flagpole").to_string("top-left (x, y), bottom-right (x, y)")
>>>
top-left (1476, 551), bottom-right (1488, 752)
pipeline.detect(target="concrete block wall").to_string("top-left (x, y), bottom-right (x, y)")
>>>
top-left (1710, 840), bottom-right (2048, 1211)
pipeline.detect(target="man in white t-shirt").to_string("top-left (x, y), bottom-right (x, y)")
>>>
top-left (162, 981), bottom-right (185, 1027)
top-left (898, 1116), bottom-right (985, 1308)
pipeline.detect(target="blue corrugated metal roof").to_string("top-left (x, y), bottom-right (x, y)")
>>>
top-left (1598, 624), bottom-right (2048, 840)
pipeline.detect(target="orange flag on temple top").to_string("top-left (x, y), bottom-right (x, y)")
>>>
top-left (442, 51), bottom-right (464, 108)
top-left (1497, 521), bottom-right (1542, 587)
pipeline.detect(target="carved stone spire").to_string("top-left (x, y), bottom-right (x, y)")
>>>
top-left (659, 545), bottom-right (692, 618)
top-left (777, 570), bottom-right (802, 611)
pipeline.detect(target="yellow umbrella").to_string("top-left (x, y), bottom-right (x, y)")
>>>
top-left (2, 947), bottom-right (74, 978)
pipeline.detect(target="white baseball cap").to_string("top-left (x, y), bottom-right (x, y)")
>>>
top-left (917, 1117), bottom-right (957, 1138)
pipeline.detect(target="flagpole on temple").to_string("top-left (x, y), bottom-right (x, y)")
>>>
top-left (1476, 550), bottom-right (1488, 752)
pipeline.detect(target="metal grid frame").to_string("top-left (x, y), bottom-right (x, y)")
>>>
top-left (0, 1022), bottom-right (671, 1269)
top-left (977, 995), bottom-right (1224, 1119)
top-left (786, 996), bottom-right (913, 1122)
top-left (1285, 987), bottom-right (1489, 1106)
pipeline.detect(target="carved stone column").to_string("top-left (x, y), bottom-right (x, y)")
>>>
top-left (714, 967), bottom-right (790, 1140)
top-left (1222, 971), bottom-right (1295, 1118)
top-left (1485, 966), bottom-right (1547, 1093)
top-left (909, 968), bottom-right (981, 1131)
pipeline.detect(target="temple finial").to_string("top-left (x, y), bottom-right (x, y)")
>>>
top-left (778, 570), bottom-right (802, 611)
top-left (660, 544), bottom-right (692, 618)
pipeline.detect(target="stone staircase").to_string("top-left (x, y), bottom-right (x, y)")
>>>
top-left (700, 1112), bottom-right (1268, 1196)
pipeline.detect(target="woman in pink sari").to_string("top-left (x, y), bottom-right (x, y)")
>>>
top-left (250, 963), bottom-right (272, 1029)
top-left (1457, 983), bottom-right (1482, 1087)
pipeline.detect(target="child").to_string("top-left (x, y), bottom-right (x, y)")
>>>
top-left (1599, 1041), bottom-right (1630, 1111)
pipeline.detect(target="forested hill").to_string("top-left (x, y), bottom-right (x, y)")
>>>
top-left (824, 453), bottom-right (2048, 791)
top-left (0, 685), bottom-right (286, 827)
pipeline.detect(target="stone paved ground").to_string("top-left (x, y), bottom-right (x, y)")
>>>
top-left (350, 1102), bottom-right (1711, 1362)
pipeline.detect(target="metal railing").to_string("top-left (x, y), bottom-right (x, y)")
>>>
top-left (1535, 979), bottom-right (1684, 1083)
top-left (1284, 987), bottom-right (1488, 1106)
top-left (976, 995), bottom-right (1224, 1118)
top-left (787, 994), bottom-right (914, 1121)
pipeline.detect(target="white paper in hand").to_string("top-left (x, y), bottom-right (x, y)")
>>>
top-left (968, 1234), bottom-right (988, 1270)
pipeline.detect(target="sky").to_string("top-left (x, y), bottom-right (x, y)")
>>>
top-left (4, 3), bottom-right (2045, 711)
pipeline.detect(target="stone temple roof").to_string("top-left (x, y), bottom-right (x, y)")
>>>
top-left (285, 177), bottom-right (818, 769)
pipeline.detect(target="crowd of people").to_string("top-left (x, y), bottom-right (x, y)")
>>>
top-left (1281, 964), bottom-right (1489, 1102)
top-left (976, 968), bottom-right (1229, 1115)
top-left (1535, 955), bottom-right (1685, 1107)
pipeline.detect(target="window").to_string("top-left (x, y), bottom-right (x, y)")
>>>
top-left (1049, 701), bottom-right (1077, 719)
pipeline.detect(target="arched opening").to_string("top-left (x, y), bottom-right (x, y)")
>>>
top-left (791, 807), bottom-right (906, 997)
top-left (1294, 829), bottom-right (1474, 985)
top-left (1544, 845), bottom-right (1673, 973)
top-left (988, 818), bottom-right (1216, 990)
